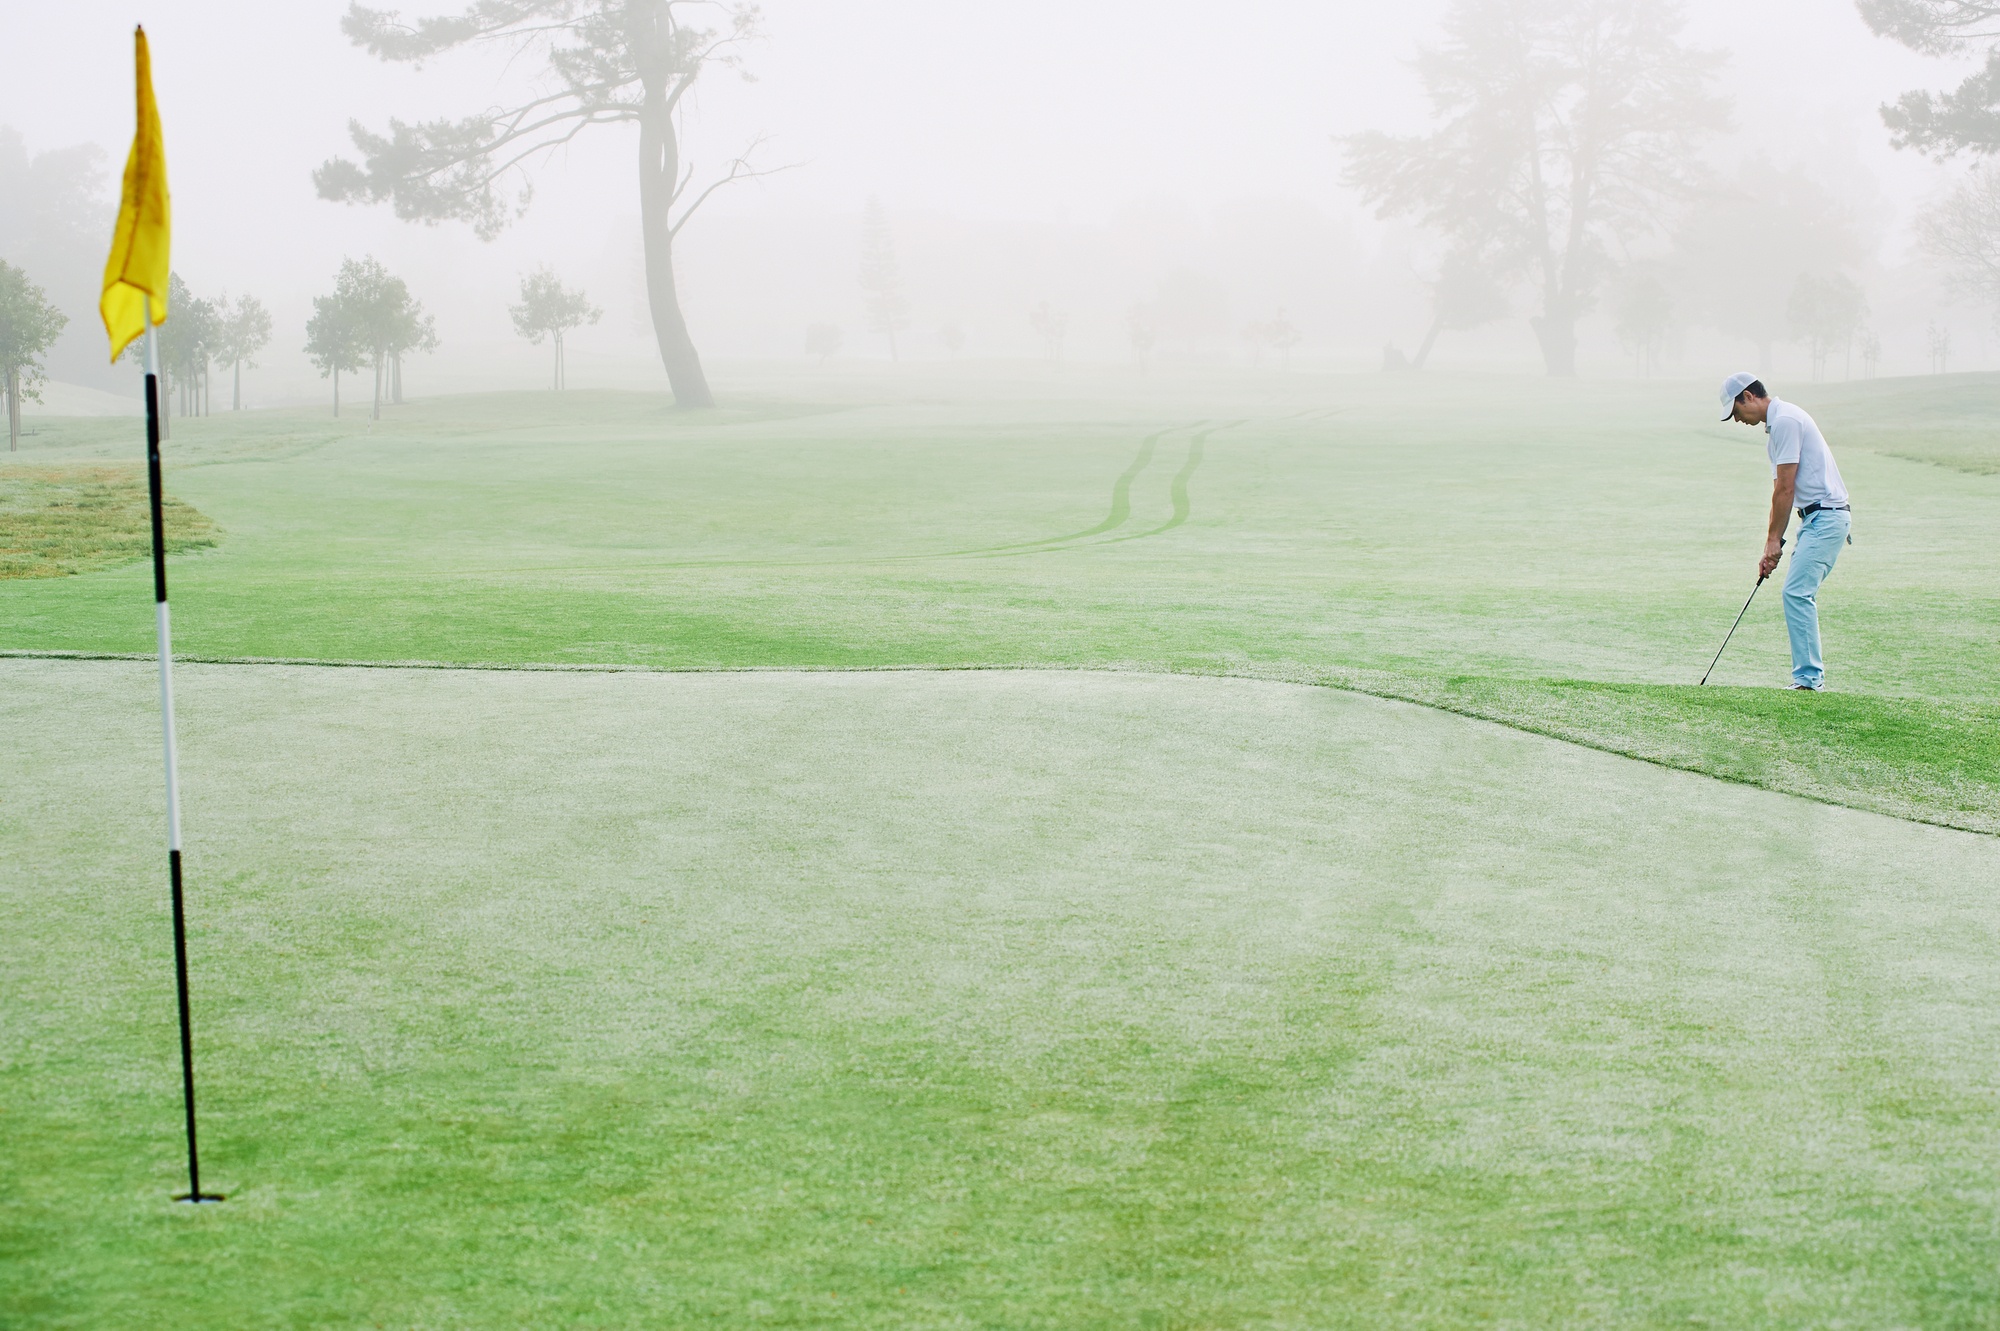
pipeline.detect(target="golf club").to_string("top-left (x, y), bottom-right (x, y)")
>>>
top-left (1700, 537), bottom-right (1783, 686)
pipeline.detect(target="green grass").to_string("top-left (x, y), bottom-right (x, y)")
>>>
top-left (1805, 371), bottom-right (2000, 475)
top-left (1290, 671), bottom-right (2000, 833)
top-left (4, 370), bottom-right (1996, 830)
top-left (7, 660), bottom-right (1999, 1329)
top-left (0, 464), bottom-right (216, 579)
top-left (6, 369), bottom-right (2000, 1327)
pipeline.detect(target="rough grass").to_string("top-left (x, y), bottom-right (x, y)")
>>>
top-left (0, 465), bottom-right (216, 579)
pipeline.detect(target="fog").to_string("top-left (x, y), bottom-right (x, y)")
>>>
top-left (2, 0), bottom-right (1991, 410)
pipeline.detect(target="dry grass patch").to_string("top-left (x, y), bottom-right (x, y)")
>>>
top-left (0, 465), bottom-right (217, 579)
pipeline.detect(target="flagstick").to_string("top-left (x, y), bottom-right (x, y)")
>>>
top-left (144, 298), bottom-right (221, 1205)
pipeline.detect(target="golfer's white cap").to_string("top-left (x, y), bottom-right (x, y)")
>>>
top-left (1718, 371), bottom-right (1759, 420)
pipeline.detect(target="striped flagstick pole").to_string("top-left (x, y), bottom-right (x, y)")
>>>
top-left (144, 297), bottom-right (221, 1204)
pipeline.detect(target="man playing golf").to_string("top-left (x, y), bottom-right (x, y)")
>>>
top-left (1720, 374), bottom-right (1851, 690)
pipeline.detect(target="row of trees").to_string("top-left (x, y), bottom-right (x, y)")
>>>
top-left (83, 271), bottom-right (275, 436)
top-left (7, 247), bottom-right (601, 434)
top-left (1605, 266), bottom-right (1872, 381)
top-left (2, 255), bottom-right (278, 451)
top-left (846, 211), bottom-right (1310, 371)
top-left (846, 207), bottom-right (1308, 372)
top-left (303, 260), bottom-right (602, 412)
top-left (304, 0), bottom-right (2000, 392)
top-left (127, 275), bottom-right (273, 417)
top-left (315, 0), bottom-right (786, 409)
top-left (303, 257), bottom-right (437, 418)
top-left (26, 0), bottom-right (2000, 413)
top-left (803, 321), bottom-right (966, 365)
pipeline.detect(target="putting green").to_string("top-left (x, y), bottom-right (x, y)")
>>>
top-left (6, 659), bottom-right (1997, 1328)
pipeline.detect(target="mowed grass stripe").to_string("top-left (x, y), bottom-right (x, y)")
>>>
top-left (6, 661), bottom-right (1998, 1328)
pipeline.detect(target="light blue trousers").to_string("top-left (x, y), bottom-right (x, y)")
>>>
top-left (1782, 508), bottom-right (1850, 689)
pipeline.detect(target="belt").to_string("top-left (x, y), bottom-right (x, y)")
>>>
top-left (1798, 503), bottom-right (1850, 518)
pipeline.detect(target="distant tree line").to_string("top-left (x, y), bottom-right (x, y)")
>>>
top-left (304, 256), bottom-right (437, 418)
top-left (154, 277), bottom-right (272, 415)
top-left (108, 272), bottom-right (273, 433)
top-left (0, 258), bottom-right (66, 451)
top-left (20, 0), bottom-right (2000, 406)
top-left (315, 0), bottom-right (787, 409)
top-left (1, 128), bottom-right (118, 394)
top-left (1337, 0), bottom-right (2000, 379)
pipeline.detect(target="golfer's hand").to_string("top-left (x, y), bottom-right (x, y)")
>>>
top-left (1758, 539), bottom-right (1783, 582)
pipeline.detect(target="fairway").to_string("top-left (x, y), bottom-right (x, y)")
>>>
top-left (7, 658), bottom-right (2000, 1328)
top-left (6, 372), bottom-right (2000, 830)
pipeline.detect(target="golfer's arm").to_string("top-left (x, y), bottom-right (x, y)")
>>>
top-left (1767, 464), bottom-right (1797, 543)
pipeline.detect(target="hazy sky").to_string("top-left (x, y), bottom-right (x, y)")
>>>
top-left (2, 0), bottom-right (1985, 384)
top-left (4, 1), bottom-right (1971, 243)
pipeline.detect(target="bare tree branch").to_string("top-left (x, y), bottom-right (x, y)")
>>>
top-left (670, 137), bottom-right (799, 236)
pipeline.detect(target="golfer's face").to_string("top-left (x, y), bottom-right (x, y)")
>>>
top-left (1732, 397), bottom-right (1766, 426)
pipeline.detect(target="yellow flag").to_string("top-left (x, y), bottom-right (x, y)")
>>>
top-left (101, 26), bottom-right (171, 364)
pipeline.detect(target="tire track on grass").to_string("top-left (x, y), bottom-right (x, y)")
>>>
top-left (902, 420), bottom-right (1200, 561)
top-left (407, 421), bottom-right (1205, 575)
top-left (668, 418), bottom-right (1203, 566)
top-left (1088, 419), bottom-right (1244, 547)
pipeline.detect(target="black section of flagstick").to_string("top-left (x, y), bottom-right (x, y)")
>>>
top-left (167, 849), bottom-right (218, 1202)
top-left (146, 372), bottom-right (222, 1203)
top-left (145, 373), bottom-right (167, 605)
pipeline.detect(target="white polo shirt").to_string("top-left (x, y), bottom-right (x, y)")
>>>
top-left (1765, 398), bottom-right (1849, 511)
